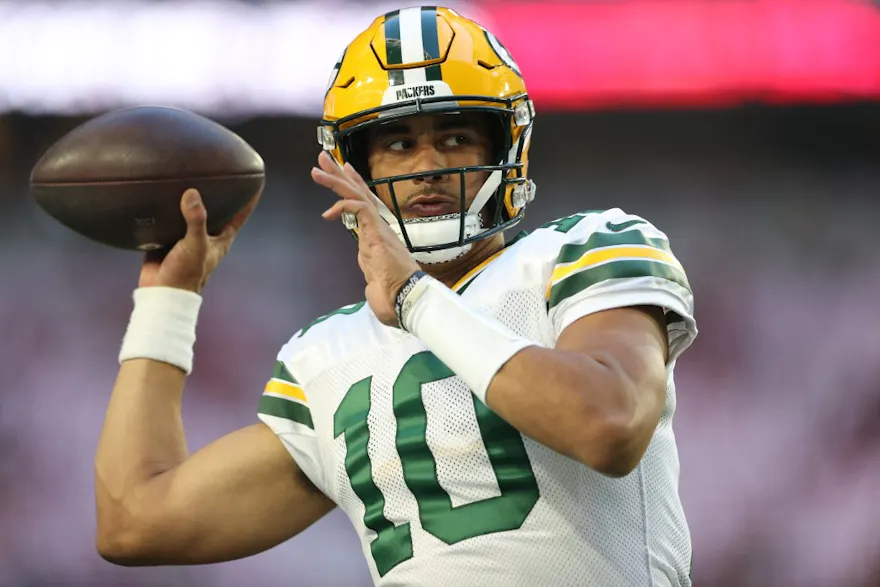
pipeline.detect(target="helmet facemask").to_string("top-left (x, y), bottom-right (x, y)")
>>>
top-left (320, 95), bottom-right (537, 264)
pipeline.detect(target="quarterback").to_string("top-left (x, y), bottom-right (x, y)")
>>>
top-left (94, 7), bottom-right (697, 587)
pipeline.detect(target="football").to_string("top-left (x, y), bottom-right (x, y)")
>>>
top-left (30, 106), bottom-right (265, 251)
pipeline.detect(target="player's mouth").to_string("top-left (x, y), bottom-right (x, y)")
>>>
top-left (404, 194), bottom-right (460, 217)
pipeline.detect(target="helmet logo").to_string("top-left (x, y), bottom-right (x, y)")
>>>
top-left (325, 48), bottom-right (346, 94)
top-left (484, 31), bottom-right (522, 78)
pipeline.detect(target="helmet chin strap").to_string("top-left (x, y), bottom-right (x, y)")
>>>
top-left (372, 169), bottom-right (503, 264)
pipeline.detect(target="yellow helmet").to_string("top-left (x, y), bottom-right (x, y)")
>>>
top-left (317, 6), bottom-right (537, 263)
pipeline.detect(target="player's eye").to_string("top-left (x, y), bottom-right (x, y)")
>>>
top-left (387, 139), bottom-right (413, 151)
top-left (442, 134), bottom-right (470, 147)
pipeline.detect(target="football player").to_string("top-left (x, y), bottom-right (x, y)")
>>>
top-left (95, 7), bottom-right (697, 587)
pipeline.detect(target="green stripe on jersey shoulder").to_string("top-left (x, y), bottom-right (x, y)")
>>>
top-left (259, 395), bottom-right (314, 429)
top-left (548, 259), bottom-right (690, 310)
top-left (538, 210), bottom-right (605, 234)
top-left (556, 228), bottom-right (672, 264)
top-left (272, 361), bottom-right (298, 385)
top-left (298, 301), bottom-right (367, 338)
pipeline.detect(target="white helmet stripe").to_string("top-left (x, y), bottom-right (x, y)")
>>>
top-left (399, 7), bottom-right (427, 86)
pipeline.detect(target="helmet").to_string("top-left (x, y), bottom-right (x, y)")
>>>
top-left (317, 6), bottom-right (537, 264)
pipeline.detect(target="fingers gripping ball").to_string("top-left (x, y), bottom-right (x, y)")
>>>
top-left (30, 106), bottom-right (265, 251)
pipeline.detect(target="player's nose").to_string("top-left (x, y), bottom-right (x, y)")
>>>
top-left (410, 144), bottom-right (447, 183)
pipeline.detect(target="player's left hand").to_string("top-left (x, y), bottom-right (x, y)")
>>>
top-left (312, 151), bottom-right (421, 327)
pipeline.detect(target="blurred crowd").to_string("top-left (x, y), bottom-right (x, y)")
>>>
top-left (1, 107), bottom-right (878, 586)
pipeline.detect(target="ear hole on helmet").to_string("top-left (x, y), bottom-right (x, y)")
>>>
top-left (484, 112), bottom-right (509, 165)
top-left (340, 131), bottom-right (372, 182)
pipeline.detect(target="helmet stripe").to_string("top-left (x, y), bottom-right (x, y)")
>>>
top-left (398, 7), bottom-right (427, 84)
top-left (384, 7), bottom-right (444, 87)
top-left (383, 10), bottom-right (405, 86)
top-left (421, 7), bottom-right (442, 82)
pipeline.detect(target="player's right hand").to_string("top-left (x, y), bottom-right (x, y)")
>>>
top-left (138, 189), bottom-right (258, 293)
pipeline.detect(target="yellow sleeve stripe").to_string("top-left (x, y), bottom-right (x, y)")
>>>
top-left (549, 245), bottom-right (682, 291)
top-left (263, 378), bottom-right (307, 404)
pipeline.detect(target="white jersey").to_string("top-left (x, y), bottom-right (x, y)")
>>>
top-left (258, 209), bottom-right (697, 587)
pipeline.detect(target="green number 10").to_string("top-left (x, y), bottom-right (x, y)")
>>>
top-left (333, 351), bottom-right (540, 577)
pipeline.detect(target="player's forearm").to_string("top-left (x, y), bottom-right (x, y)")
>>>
top-left (95, 359), bottom-right (190, 545)
top-left (402, 276), bottom-right (661, 476)
top-left (486, 346), bottom-right (660, 476)
top-left (96, 287), bottom-right (202, 500)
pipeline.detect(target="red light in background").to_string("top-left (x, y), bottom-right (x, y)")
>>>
top-left (476, 0), bottom-right (880, 109)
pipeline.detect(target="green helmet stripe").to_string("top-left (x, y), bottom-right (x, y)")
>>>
top-left (384, 10), bottom-right (405, 86)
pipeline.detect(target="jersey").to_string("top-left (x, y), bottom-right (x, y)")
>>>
top-left (257, 208), bottom-right (697, 587)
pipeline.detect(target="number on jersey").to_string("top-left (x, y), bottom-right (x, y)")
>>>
top-left (334, 352), bottom-right (540, 576)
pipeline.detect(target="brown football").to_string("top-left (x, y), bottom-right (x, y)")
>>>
top-left (30, 106), bottom-right (265, 251)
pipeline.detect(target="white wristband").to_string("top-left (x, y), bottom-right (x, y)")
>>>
top-left (118, 287), bottom-right (203, 374)
top-left (402, 276), bottom-right (534, 404)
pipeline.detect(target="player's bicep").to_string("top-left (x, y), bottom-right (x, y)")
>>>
top-left (116, 422), bottom-right (334, 566)
top-left (556, 305), bottom-right (668, 391)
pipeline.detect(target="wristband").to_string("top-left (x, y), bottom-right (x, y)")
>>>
top-left (118, 287), bottom-right (203, 374)
top-left (401, 276), bottom-right (534, 404)
top-left (395, 270), bottom-right (428, 329)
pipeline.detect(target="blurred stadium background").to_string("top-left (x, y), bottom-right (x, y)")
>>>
top-left (1, 0), bottom-right (879, 586)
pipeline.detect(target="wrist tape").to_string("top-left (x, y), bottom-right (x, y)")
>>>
top-left (118, 287), bottom-right (203, 374)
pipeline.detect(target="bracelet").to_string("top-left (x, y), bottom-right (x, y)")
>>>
top-left (401, 276), bottom-right (535, 404)
top-left (118, 287), bottom-right (203, 374)
top-left (395, 270), bottom-right (427, 330)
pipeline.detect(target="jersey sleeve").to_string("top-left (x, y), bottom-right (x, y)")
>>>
top-left (545, 208), bottom-right (697, 364)
top-left (256, 340), bottom-right (328, 493)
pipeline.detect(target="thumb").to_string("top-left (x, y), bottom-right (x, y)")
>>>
top-left (180, 189), bottom-right (208, 251)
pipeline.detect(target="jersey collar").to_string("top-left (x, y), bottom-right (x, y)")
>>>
top-left (451, 231), bottom-right (529, 294)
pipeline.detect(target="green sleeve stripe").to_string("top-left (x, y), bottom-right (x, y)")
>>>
top-left (548, 259), bottom-right (690, 310)
top-left (272, 361), bottom-right (298, 385)
top-left (556, 229), bottom-right (670, 265)
top-left (259, 395), bottom-right (314, 430)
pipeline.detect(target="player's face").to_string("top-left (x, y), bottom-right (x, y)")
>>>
top-left (366, 113), bottom-right (492, 219)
